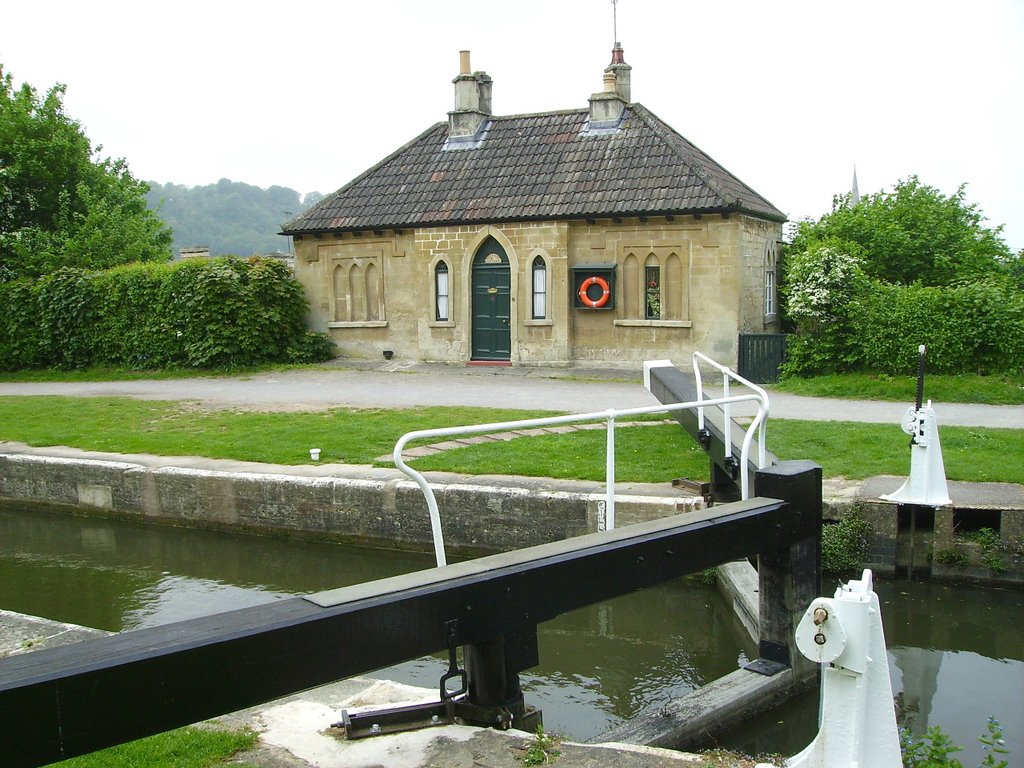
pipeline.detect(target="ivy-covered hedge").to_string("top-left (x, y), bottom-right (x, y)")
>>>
top-left (0, 257), bottom-right (334, 370)
top-left (784, 278), bottom-right (1024, 376)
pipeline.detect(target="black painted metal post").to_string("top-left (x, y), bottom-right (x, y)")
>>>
top-left (752, 460), bottom-right (822, 680)
top-left (464, 638), bottom-right (523, 718)
top-left (710, 460), bottom-right (742, 503)
top-left (462, 627), bottom-right (541, 731)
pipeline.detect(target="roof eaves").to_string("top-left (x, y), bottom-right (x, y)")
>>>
top-left (285, 204), bottom-right (761, 237)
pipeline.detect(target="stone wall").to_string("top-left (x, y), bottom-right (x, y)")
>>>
top-left (292, 214), bottom-right (783, 368)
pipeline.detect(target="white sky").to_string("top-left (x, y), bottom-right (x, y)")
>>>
top-left (3, 0), bottom-right (1022, 251)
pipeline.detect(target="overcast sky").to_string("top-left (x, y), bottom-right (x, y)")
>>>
top-left (4, 0), bottom-right (1022, 251)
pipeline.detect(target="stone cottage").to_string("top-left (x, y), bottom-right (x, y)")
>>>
top-left (282, 48), bottom-right (785, 368)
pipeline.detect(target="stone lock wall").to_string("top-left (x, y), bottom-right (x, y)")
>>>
top-left (0, 452), bottom-right (694, 556)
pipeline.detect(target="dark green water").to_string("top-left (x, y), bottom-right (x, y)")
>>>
top-left (1, 501), bottom-right (1021, 762)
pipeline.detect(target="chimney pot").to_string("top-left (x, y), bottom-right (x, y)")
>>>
top-left (459, 50), bottom-right (471, 75)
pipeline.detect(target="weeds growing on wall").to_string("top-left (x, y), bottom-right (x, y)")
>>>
top-left (0, 257), bottom-right (334, 370)
top-left (820, 511), bottom-right (872, 575)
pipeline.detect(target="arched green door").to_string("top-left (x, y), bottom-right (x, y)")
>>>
top-left (471, 238), bottom-right (511, 361)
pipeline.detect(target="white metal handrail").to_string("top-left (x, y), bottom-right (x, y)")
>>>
top-left (692, 351), bottom-right (771, 474)
top-left (394, 388), bottom-right (770, 567)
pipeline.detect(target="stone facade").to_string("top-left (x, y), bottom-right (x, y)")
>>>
top-left (293, 214), bottom-right (782, 368)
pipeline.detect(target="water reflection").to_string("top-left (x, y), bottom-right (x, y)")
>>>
top-left (879, 580), bottom-right (1024, 767)
top-left (0, 502), bottom-right (434, 630)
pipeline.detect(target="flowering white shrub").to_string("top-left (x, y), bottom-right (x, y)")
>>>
top-left (785, 244), bottom-right (868, 324)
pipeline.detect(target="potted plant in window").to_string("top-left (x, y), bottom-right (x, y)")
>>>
top-left (646, 279), bottom-right (661, 319)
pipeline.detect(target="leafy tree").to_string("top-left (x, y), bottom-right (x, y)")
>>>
top-left (789, 176), bottom-right (1012, 286)
top-left (0, 65), bottom-right (172, 281)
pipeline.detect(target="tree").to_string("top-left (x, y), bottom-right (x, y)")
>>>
top-left (789, 176), bottom-right (1012, 286)
top-left (0, 65), bottom-right (172, 281)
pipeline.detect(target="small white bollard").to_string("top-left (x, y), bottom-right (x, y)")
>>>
top-left (309, 448), bottom-right (321, 461)
top-left (780, 569), bottom-right (902, 768)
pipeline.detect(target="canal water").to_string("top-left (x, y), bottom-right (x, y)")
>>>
top-left (2, 501), bottom-right (1021, 763)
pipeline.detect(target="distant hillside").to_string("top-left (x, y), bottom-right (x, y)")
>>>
top-left (145, 179), bottom-right (323, 257)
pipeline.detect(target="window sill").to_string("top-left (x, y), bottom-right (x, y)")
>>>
top-left (614, 319), bottom-right (692, 328)
top-left (328, 320), bottom-right (389, 329)
top-left (428, 320), bottom-right (456, 328)
top-left (525, 319), bottom-right (553, 327)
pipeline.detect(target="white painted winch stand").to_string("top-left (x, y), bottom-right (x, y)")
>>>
top-left (881, 344), bottom-right (952, 507)
top-left (880, 398), bottom-right (952, 506)
top-left (757, 569), bottom-right (901, 768)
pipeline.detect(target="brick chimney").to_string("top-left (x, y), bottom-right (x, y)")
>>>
top-left (607, 43), bottom-right (631, 101)
top-left (588, 44), bottom-right (631, 126)
top-left (449, 50), bottom-right (492, 138)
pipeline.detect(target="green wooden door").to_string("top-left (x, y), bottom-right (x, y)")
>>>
top-left (471, 239), bottom-right (511, 361)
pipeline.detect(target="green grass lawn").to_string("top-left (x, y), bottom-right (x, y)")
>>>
top-left (0, 396), bottom-right (558, 465)
top-left (1, 396), bottom-right (1021, 484)
top-left (52, 726), bottom-right (258, 768)
top-left (773, 372), bottom-right (1024, 405)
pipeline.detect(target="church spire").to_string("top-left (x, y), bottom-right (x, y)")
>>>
top-left (851, 166), bottom-right (861, 205)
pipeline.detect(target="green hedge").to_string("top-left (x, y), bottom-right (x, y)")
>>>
top-left (784, 278), bottom-right (1024, 376)
top-left (0, 257), bottom-right (334, 370)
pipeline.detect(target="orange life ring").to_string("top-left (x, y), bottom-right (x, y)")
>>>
top-left (578, 276), bottom-right (611, 308)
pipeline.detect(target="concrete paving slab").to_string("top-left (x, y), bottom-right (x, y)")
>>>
top-left (0, 609), bottom-right (108, 658)
top-left (861, 475), bottom-right (1024, 509)
top-left (215, 678), bottom-right (716, 768)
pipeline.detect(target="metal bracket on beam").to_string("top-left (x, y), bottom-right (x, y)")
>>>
top-left (339, 700), bottom-right (452, 739)
top-left (723, 455), bottom-right (740, 480)
top-left (339, 698), bottom-right (542, 739)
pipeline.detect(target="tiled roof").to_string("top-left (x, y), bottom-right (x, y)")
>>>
top-left (283, 104), bottom-right (785, 234)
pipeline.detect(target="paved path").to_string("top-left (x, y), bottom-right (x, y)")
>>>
top-left (0, 361), bottom-right (1020, 428)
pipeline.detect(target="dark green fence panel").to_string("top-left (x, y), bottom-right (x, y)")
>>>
top-left (738, 333), bottom-right (788, 383)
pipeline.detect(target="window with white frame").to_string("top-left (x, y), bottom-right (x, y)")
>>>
top-left (531, 256), bottom-right (547, 319)
top-left (435, 261), bottom-right (450, 321)
top-left (764, 241), bottom-right (778, 318)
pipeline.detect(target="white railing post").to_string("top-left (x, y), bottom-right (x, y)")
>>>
top-left (692, 356), bottom-right (706, 432)
top-left (723, 374), bottom-right (732, 460)
top-left (393, 435), bottom-right (448, 567)
top-left (605, 410), bottom-right (616, 531)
